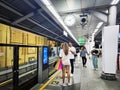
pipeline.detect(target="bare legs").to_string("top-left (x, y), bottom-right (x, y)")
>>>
top-left (62, 65), bottom-right (70, 83)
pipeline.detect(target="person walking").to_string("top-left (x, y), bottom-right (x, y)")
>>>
top-left (80, 46), bottom-right (89, 67)
top-left (59, 43), bottom-right (71, 86)
top-left (91, 46), bottom-right (99, 70)
top-left (68, 42), bottom-right (76, 77)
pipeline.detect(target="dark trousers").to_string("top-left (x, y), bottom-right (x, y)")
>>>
top-left (70, 59), bottom-right (74, 74)
top-left (82, 56), bottom-right (87, 66)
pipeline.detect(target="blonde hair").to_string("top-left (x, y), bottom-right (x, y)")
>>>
top-left (62, 43), bottom-right (69, 55)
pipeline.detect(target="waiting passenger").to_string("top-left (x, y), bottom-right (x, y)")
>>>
top-left (59, 43), bottom-right (71, 86)
top-left (91, 46), bottom-right (99, 70)
top-left (68, 42), bottom-right (76, 77)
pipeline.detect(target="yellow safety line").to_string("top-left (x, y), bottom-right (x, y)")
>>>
top-left (0, 79), bottom-right (12, 87)
top-left (39, 70), bottom-right (61, 90)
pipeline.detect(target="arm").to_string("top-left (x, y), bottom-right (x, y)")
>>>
top-left (80, 51), bottom-right (82, 57)
top-left (85, 50), bottom-right (89, 55)
top-left (70, 50), bottom-right (76, 54)
top-left (70, 47), bottom-right (76, 54)
top-left (59, 49), bottom-right (62, 59)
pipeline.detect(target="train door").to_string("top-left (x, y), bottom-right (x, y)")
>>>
top-left (18, 46), bottom-right (38, 90)
top-left (0, 46), bottom-right (14, 90)
top-left (0, 45), bottom-right (39, 90)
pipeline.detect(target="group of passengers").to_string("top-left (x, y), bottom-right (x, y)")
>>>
top-left (59, 42), bottom-right (100, 86)
top-left (59, 42), bottom-right (76, 86)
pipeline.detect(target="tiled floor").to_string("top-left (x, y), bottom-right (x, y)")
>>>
top-left (31, 56), bottom-right (120, 90)
top-left (45, 61), bottom-right (81, 90)
top-left (80, 56), bottom-right (120, 90)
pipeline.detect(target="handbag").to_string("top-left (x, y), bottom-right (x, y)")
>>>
top-left (55, 59), bottom-right (62, 70)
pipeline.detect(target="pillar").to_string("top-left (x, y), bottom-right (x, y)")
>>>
top-left (101, 5), bottom-right (119, 80)
top-left (108, 5), bottom-right (117, 25)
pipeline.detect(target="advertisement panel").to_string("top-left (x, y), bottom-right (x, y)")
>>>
top-left (42, 46), bottom-right (49, 70)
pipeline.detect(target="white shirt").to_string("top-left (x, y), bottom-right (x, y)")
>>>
top-left (59, 49), bottom-right (70, 65)
top-left (69, 46), bottom-right (76, 59)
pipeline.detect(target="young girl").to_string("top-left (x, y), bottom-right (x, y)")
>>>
top-left (59, 43), bottom-right (71, 86)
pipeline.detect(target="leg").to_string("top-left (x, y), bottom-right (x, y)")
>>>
top-left (94, 56), bottom-right (98, 69)
top-left (92, 55), bottom-right (95, 69)
top-left (62, 66), bottom-right (66, 83)
top-left (82, 57), bottom-right (86, 66)
top-left (66, 65), bottom-right (70, 83)
top-left (84, 57), bottom-right (87, 66)
top-left (70, 59), bottom-right (74, 74)
top-left (82, 57), bottom-right (84, 66)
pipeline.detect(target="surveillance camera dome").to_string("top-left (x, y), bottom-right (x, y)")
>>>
top-left (80, 14), bottom-right (88, 25)
top-left (81, 18), bottom-right (86, 23)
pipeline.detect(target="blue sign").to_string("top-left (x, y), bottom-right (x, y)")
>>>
top-left (43, 47), bottom-right (48, 64)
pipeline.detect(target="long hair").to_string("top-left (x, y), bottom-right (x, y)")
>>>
top-left (63, 43), bottom-right (69, 55)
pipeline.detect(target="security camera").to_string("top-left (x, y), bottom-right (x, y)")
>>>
top-left (80, 15), bottom-right (88, 25)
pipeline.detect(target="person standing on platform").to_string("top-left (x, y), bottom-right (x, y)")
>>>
top-left (59, 43), bottom-right (71, 86)
top-left (80, 46), bottom-right (89, 67)
top-left (68, 42), bottom-right (76, 77)
top-left (91, 46), bottom-right (99, 70)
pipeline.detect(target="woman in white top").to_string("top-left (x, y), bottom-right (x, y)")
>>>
top-left (59, 43), bottom-right (71, 86)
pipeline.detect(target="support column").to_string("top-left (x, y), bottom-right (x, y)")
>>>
top-left (101, 5), bottom-right (119, 80)
top-left (108, 5), bottom-right (117, 25)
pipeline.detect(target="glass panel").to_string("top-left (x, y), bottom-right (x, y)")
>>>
top-left (48, 46), bottom-right (60, 76)
top-left (0, 46), bottom-right (13, 90)
top-left (18, 47), bottom-right (37, 85)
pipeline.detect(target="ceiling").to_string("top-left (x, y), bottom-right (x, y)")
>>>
top-left (0, 0), bottom-right (78, 46)
top-left (50, 0), bottom-right (120, 43)
top-left (0, 0), bottom-right (120, 46)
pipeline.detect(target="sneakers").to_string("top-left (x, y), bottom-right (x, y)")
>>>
top-left (83, 65), bottom-right (87, 68)
top-left (70, 74), bottom-right (73, 77)
top-left (68, 82), bottom-right (72, 86)
top-left (62, 83), bottom-right (67, 86)
top-left (93, 68), bottom-right (98, 70)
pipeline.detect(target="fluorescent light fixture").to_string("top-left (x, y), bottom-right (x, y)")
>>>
top-left (63, 31), bottom-right (68, 37)
top-left (111, 0), bottom-right (119, 5)
top-left (41, 0), bottom-right (51, 6)
top-left (93, 22), bottom-right (103, 35)
top-left (41, 0), bottom-right (79, 45)
top-left (47, 6), bottom-right (60, 19)
top-left (94, 29), bottom-right (99, 33)
top-left (96, 22), bottom-right (103, 29)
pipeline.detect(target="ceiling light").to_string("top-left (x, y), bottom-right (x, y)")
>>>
top-left (41, 0), bottom-right (79, 45)
top-left (96, 22), bottom-right (103, 29)
top-left (63, 31), bottom-right (68, 37)
top-left (47, 6), bottom-right (60, 19)
top-left (41, 0), bottom-right (51, 6)
top-left (111, 0), bottom-right (119, 5)
top-left (93, 22), bottom-right (103, 34)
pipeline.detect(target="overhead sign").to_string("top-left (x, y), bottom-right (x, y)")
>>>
top-left (78, 37), bottom-right (85, 45)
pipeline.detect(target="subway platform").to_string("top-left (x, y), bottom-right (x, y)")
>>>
top-left (31, 56), bottom-right (120, 90)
